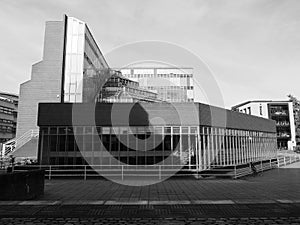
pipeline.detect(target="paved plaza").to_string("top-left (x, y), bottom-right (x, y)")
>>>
top-left (39, 167), bottom-right (300, 202)
top-left (0, 167), bottom-right (300, 224)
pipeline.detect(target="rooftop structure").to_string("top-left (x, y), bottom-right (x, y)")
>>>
top-left (119, 67), bottom-right (194, 102)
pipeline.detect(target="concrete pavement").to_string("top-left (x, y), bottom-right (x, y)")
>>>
top-left (1, 168), bottom-right (300, 224)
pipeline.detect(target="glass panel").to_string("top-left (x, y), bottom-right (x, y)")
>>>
top-left (164, 127), bottom-right (171, 134)
top-left (173, 127), bottom-right (180, 134)
top-left (102, 127), bottom-right (110, 134)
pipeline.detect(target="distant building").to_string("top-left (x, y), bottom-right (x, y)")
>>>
top-left (0, 92), bottom-right (18, 156)
top-left (0, 92), bottom-right (18, 144)
top-left (97, 71), bottom-right (162, 103)
top-left (119, 68), bottom-right (194, 102)
top-left (232, 100), bottom-right (296, 150)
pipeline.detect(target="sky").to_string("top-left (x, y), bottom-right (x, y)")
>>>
top-left (0, 0), bottom-right (299, 108)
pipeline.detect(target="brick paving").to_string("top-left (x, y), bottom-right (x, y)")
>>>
top-left (0, 203), bottom-right (300, 218)
top-left (1, 217), bottom-right (300, 225)
top-left (39, 168), bottom-right (300, 202)
top-left (0, 168), bottom-right (300, 223)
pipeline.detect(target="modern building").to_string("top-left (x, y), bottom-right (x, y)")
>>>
top-left (232, 100), bottom-right (296, 150)
top-left (14, 15), bottom-right (188, 158)
top-left (0, 92), bottom-right (18, 143)
top-left (97, 71), bottom-right (162, 103)
top-left (0, 92), bottom-right (18, 157)
top-left (14, 15), bottom-right (111, 157)
top-left (15, 15), bottom-right (278, 176)
top-left (119, 68), bottom-right (194, 102)
top-left (37, 102), bottom-right (277, 173)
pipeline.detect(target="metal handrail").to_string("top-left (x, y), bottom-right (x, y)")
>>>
top-left (2, 129), bottom-right (39, 156)
top-left (16, 129), bottom-right (39, 148)
top-left (12, 158), bottom-right (285, 180)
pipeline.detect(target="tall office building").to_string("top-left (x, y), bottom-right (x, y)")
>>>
top-left (232, 100), bottom-right (296, 150)
top-left (120, 68), bottom-right (194, 102)
top-left (15, 15), bottom-right (110, 157)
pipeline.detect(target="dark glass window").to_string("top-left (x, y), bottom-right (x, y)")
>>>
top-left (58, 135), bottom-right (66, 152)
top-left (164, 135), bottom-right (172, 151)
top-left (50, 135), bottom-right (57, 152)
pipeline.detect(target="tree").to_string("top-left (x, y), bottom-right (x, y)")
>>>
top-left (288, 94), bottom-right (300, 149)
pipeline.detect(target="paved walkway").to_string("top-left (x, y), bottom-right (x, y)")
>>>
top-left (36, 168), bottom-right (300, 202)
top-left (1, 168), bottom-right (300, 223)
top-left (1, 216), bottom-right (300, 224)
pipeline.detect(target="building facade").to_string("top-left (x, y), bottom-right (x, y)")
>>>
top-left (97, 72), bottom-right (162, 103)
top-left (0, 92), bottom-right (18, 144)
top-left (15, 15), bottom-right (195, 158)
top-left (0, 92), bottom-right (18, 157)
top-left (38, 102), bottom-right (277, 171)
top-left (15, 15), bottom-right (111, 157)
top-left (119, 68), bottom-right (194, 102)
top-left (232, 100), bottom-right (296, 150)
top-left (15, 14), bottom-right (279, 175)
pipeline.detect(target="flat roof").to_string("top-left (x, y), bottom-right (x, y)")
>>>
top-left (38, 102), bottom-right (276, 133)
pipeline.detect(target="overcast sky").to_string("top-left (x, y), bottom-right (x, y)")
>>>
top-left (0, 0), bottom-right (299, 108)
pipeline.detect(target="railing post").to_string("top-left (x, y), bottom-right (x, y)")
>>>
top-left (49, 166), bottom-right (51, 180)
top-left (284, 157), bottom-right (286, 166)
top-left (84, 165), bottom-right (87, 180)
top-left (159, 165), bottom-right (161, 180)
top-left (121, 165), bottom-right (124, 180)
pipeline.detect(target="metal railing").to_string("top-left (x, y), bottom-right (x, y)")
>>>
top-left (14, 164), bottom-right (197, 180)
top-left (11, 158), bottom-right (282, 180)
top-left (9, 153), bottom-right (300, 180)
top-left (15, 129), bottom-right (39, 149)
top-left (276, 153), bottom-right (300, 167)
top-left (1, 129), bottom-right (39, 156)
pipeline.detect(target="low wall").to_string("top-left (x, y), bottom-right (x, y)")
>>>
top-left (0, 169), bottom-right (44, 200)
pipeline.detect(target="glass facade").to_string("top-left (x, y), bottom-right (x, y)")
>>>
top-left (39, 125), bottom-right (277, 170)
top-left (63, 17), bottom-right (109, 103)
top-left (120, 68), bottom-right (194, 102)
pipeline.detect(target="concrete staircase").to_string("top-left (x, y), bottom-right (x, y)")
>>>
top-left (1, 129), bottom-right (39, 159)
